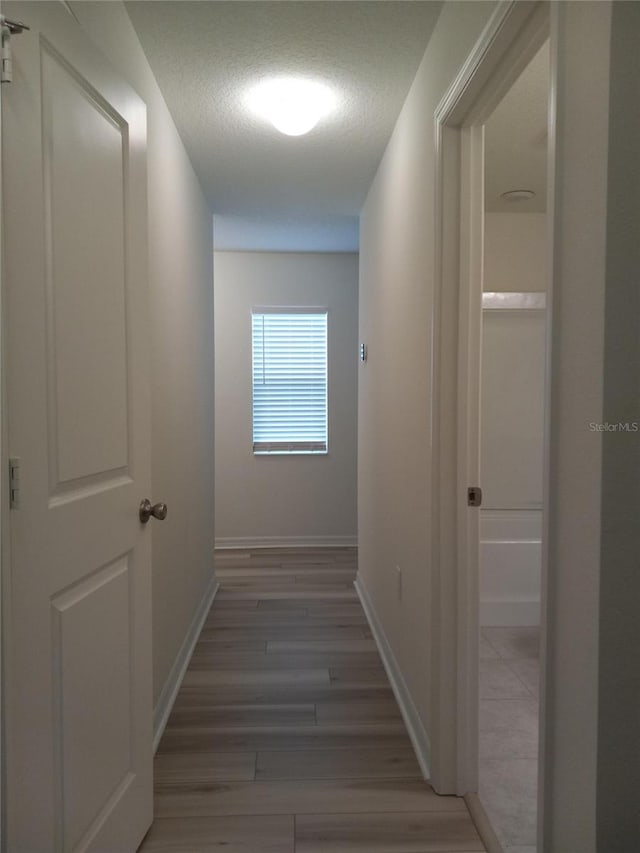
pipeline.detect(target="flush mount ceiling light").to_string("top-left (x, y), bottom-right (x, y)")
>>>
top-left (501, 189), bottom-right (536, 202)
top-left (245, 77), bottom-right (337, 137)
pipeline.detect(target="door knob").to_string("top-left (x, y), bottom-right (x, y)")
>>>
top-left (139, 498), bottom-right (168, 524)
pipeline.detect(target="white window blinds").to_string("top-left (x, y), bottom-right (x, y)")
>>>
top-left (252, 309), bottom-right (328, 454)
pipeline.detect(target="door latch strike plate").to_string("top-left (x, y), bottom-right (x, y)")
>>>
top-left (467, 486), bottom-right (482, 507)
top-left (9, 457), bottom-right (20, 509)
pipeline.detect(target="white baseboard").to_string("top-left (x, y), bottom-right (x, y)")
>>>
top-left (480, 598), bottom-right (540, 627)
top-left (465, 792), bottom-right (505, 853)
top-left (354, 576), bottom-right (431, 781)
top-left (153, 574), bottom-right (219, 752)
top-left (215, 535), bottom-right (357, 550)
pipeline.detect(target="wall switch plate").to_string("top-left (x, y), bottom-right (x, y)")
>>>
top-left (360, 343), bottom-right (367, 362)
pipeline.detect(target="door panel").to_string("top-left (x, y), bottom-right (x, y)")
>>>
top-left (53, 557), bottom-right (133, 851)
top-left (43, 43), bottom-right (130, 491)
top-left (2, 3), bottom-right (153, 851)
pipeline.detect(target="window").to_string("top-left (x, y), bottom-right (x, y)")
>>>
top-left (251, 308), bottom-right (328, 454)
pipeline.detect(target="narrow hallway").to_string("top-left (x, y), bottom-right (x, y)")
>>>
top-left (139, 548), bottom-right (486, 851)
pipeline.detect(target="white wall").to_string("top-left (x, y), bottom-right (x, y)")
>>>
top-left (484, 213), bottom-right (547, 292)
top-left (541, 1), bottom-right (640, 849)
top-left (360, 1), bottom-right (637, 847)
top-left (540, 4), bottom-right (611, 849)
top-left (214, 251), bottom-right (358, 547)
top-left (481, 308), bottom-right (545, 508)
top-left (358, 0), bottom-right (497, 776)
top-left (480, 307), bottom-right (545, 626)
top-left (480, 214), bottom-right (547, 626)
top-left (71, 3), bottom-right (216, 711)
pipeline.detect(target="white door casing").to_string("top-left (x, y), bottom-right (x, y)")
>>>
top-left (431, 0), bottom-right (549, 797)
top-left (2, 3), bottom-right (153, 850)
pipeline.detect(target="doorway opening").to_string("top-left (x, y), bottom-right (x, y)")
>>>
top-left (430, 0), bottom-right (552, 836)
top-left (477, 39), bottom-right (549, 850)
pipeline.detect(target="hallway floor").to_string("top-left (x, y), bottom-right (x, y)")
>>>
top-left (139, 547), bottom-right (486, 852)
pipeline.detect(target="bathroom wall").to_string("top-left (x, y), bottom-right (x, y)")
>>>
top-left (480, 213), bottom-right (546, 625)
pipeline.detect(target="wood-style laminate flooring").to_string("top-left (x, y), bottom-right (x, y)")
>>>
top-left (139, 547), bottom-right (486, 852)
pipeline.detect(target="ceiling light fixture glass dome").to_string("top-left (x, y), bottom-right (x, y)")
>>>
top-left (245, 77), bottom-right (337, 137)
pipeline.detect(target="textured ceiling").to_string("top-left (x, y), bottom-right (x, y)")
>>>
top-left (125, 1), bottom-right (443, 250)
top-left (485, 41), bottom-right (549, 214)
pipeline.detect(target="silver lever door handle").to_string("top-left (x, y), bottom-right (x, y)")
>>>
top-left (139, 498), bottom-right (168, 524)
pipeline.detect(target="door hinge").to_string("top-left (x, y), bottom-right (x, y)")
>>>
top-left (1, 15), bottom-right (30, 84)
top-left (9, 457), bottom-right (20, 509)
top-left (467, 486), bottom-right (482, 507)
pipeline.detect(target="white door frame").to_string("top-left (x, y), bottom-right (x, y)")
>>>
top-left (0, 4), bottom-right (4, 848)
top-left (430, 0), bottom-right (551, 800)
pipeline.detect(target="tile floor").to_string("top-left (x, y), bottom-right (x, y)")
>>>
top-left (479, 626), bottom-right (540, 853)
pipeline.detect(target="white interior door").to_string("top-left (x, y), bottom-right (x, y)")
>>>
top-left (2, 3), bottom-right (153, 850)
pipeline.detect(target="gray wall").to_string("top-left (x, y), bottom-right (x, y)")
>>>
top-left (597, 0), bottom-right (640, 846)
top-left (214, 251), bottom-right (358, 546)
top-left (72, 2), bottom-right (216, 708)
